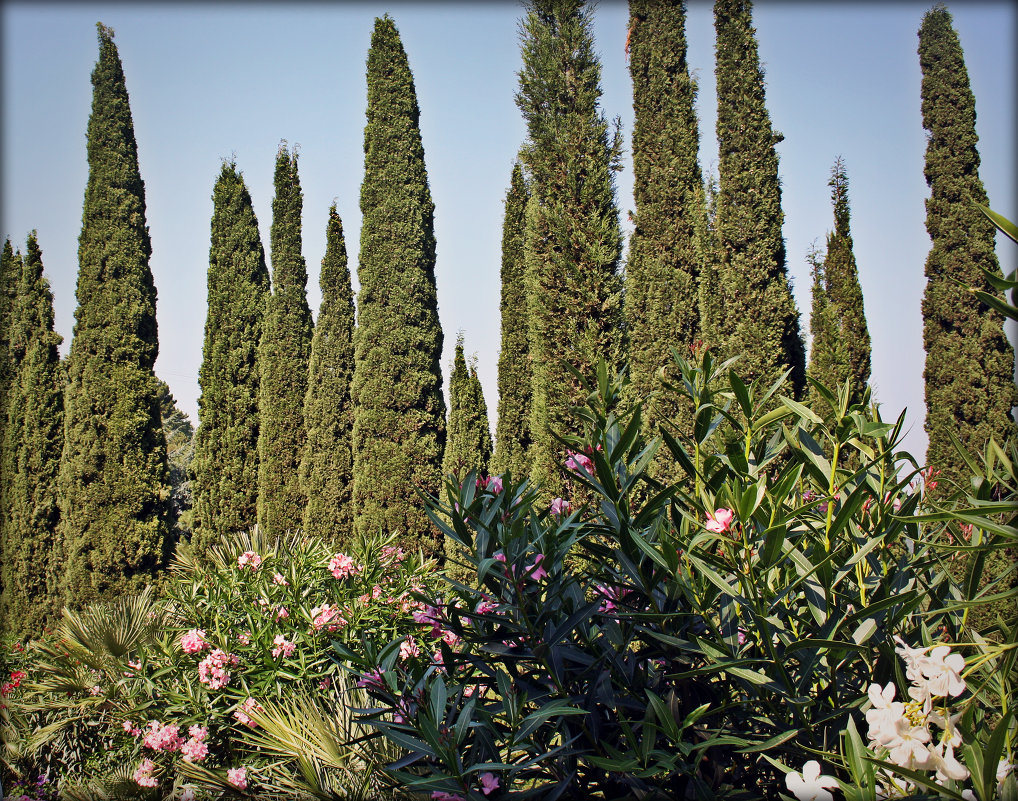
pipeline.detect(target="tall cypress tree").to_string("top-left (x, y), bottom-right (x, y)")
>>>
top-left (919, 4), bottom-right (1017, 488)
top-left (626, 0), bottom-right (707, 449)
top-left (258, 145), bottom-right (313, 536)
top-left (0, 238), bottom-right (17, 610)
top-left (492, 163), bottom-right (532, 481)
top-left (1, 234), bottom-right (65, 636)
top-left (517, 0), bottom-right (626, 497)
top-left (443, 334), bottom-right (492, 480)
top-left (809, 159), bottom-right (870, 407)
top-left (352, 15), bottom-right (447, 554)
top-left (58, 23), bottom-right (171, 607)
top-left (301, 205), bottom-right (355, 545)
top-left (712, 0), bottom-right (805, 396)
top-left (191, 162), bottom-right (270, 556)
top-left (806, 245), bottom-right (844, 406)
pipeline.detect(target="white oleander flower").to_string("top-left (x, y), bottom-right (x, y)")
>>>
top-left (785, 761), bottom-right (839, 801)
top-left (881, 716), bottom-right (932, 770)
top-left (927, 740), bottom-right (969, 783)
top-left (921, 645), bottom-right (967, 697)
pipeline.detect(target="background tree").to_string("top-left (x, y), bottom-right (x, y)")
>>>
top-left (918, 4), bottom-right (1017, 488)
top-left (0, 238), bottom-right (17, 610)
top-left (0, 234), bottom-right (64, 636)
top-left (517, 0), bottom-right (626, 497)
top-left (443, 334), bottom-right (493, 481)
top-left (190, 162), bottom-right (270, 556)
top-left (352, 15), bottom-right (447, 554)
top-left (58, 23), bottom-right (172, 607)
top-left (491, 163), bottom-right (532, 481)
top-left (301, 205), bottom-right (355, 545)
top-left (711, 0), bottom-right (805, 396)
top-left (257, 145), bottom-right (313, 536)
top-left (625, 0), bottom-right (708, 458)
top-left (157, 378), bottom-right (194, 542)
top-left (806, 245), bottom-right (844, 407)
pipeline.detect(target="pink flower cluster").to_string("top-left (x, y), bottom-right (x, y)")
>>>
top-left (237, 550), bottom-right (262, 570)
top-left (272, 572), bottom-right (289, 585)
top-left (476, 475), bottom-right (504, 494)
top-left (227, 766), bottom-right (249, 790)
top-left (329, 552), bottom-right (362, 580)
top-left (134, 758), bottom-right (158, 787)
top-left (180, 628), bottom-right (209, 654)
top-left (705, 508), bottom-right (734, 534)
top-left (181, 725), bottom-right (209, 763)
top-left (271, 634), bottom-right (296, 659)
top-left (198, 649), bottom-right (239, 690)
top-left (381, 545), bottom-right (406, 564)
top-left (550, 497), bottom-right (571, 516)
top-left (234, 697), bottom-right (264, 727)
top-left (565, 450), bottom-right (594, 475)
top-left (311, 603), bottom-right (347, 633)
top-left (399, 636), bottom-right (421, 661)
top-left (142, 720), bottom-right (182, 752)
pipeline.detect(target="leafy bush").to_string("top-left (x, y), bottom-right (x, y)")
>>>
top-left (8, 529), bottom-right (440, 798)
top-left (345, 352), bottom-right (1014, 800)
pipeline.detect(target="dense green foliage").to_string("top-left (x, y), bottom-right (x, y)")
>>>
top-left (191, 162), bottom-right (270, 557)
top-left (807, 247), bottom-right (842, 409)
top-left (352, 16), bottom-right (447, 554)
top-left (517, 0), bottom-right (626, 498)
top-left (301, 205), bottom-right (355, 545)
top-left (58, 23), bottom-right (172, 608)
top-left (257, 146), bottom-right (313, 536)
top-left (491, 163), bottom-right (532, 481)
top-left (711, 0), bottom-right (806, 397)
top-left (0, 238), bottom-right (17, 623)
top-left (625, 0), bottom-right (708, 458)
top-left (0, 235), bottom-right (64, 637)
top-left (918, 4), bottom-right (1017, 490)
top-left (808, 161), bottom-right (871, 411)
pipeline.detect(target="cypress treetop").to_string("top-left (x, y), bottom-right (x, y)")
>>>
top-left (444, 334), bottom-right (492, 481)
top-left (1, 233), bottom-right (65, 636)
top-left (626, 0), bottom-right (708, 459)
top-left (301, 204), bottom-right (355, 546)
top-left (191, 161), bottom-right (270, 555)
top-left (517, 0), bottom-right (626, 497)
top-left (712, 0), bottom-right (805, 397)
top-left (918, 3), bottom-right (1017, 487)
top-left (59, 23), bottom-right (172, 607)
top-left (258, 144), bottom-right (314, 536)
top-left (492, 163), bottom-right (532, 481)
top-left (352, 15), bottom-right (447, 554)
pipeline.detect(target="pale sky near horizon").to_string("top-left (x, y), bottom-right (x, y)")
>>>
top-left (2, 1), bottom-right (1016, 465)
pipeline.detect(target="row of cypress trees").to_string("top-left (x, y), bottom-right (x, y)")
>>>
top-left (1, 2), bottom-right (1014, 636)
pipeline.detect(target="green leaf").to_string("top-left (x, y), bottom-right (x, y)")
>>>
top-left (975, 201), bottom-right (1018, 243)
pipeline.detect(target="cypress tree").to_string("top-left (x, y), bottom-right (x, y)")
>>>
top-left (58, 23), bottom-right (172, 607)
top-left (809, 159), bottom-right (870, 407)
top-left (301, 205), bottom-right (355, 545)
top-left (157, 379), bottom-right (194, 540)
top-left (806, 245), bottom-right (843, 405)
top-left (918, 4), bottom-right (1017, 488)
top-left (626, 0), bottom-right (708, 449)
top-left (443, 334), bottom-right (493, 481)
top-left (258, 145), bottom-right (313, 536)
top-left (352, 15), bottom-right (447, 554)
top-left (712, 0), bottom-right (805, 396)
top-left (1, 233), bottom-right (65, 636)
top-left (0, 238), bottom-right (16, 611)
top-left (517, 0), bottom-right (626, 497)
top-left (190, 162), bottom-right (270, 555)
top-left (491, 163), bottom-right (532, 481)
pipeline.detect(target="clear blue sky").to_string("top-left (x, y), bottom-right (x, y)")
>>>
top-left (2, 1), bottom-right (1015, 463)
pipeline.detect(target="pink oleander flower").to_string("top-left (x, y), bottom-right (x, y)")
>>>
top-left (180, 735), bottom-right (209, 763)
top-left (381, 545), bottom-right (406, 564)
top-left (550, 497), bottom-right (570, 516)
top-left (226, 766), bottom-right (248, 790)
top-left (180, 628), bottom-right (209, 654)
top-left (329, 552), bottom-right (362, 580)
top-left (565, 450), bottom-right (594, 475)
top-left (528, 553), bottom-right (548, 582)
top-left (357, 669), bottom-right (385, 690)
top-left (275, 605), bottom-right (289, 620)
top-left (234, 697), bottom-right (264, 727)
top-left (237, 630), bottom-right (251, 646)
top-left (272, 572), bottom-right (288, 585)
top-left (311, 603), bottom-right (347, 633)
top-left (198, 649), bottom-right (239, 690)
top-left (188, 724), bottom-right (208, 741)
top-left (142, 721), bottom-right (183, 752)
top-left (705, 508), bottom-right (734, 534)
top-left (479, 772), bottom-right (500, 796)
top-left (271, 635), bottom-right (296, 659)
top-left (413, 605), bottom-right (444, 637)
top-left (441, 629), bottom-right (461, 648)
top-left (237, 550), bottom-right (262, 570)
top-left (487, 475), bottom-right (503, 495)
top-left (134, 758), bottom-right (159, 788)
top-left (399, 636), bottom-right (421, 661)
top-left (475, 598), bottom-right (498, 616)
top-left (494, 551), bottom-right (507, 563)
